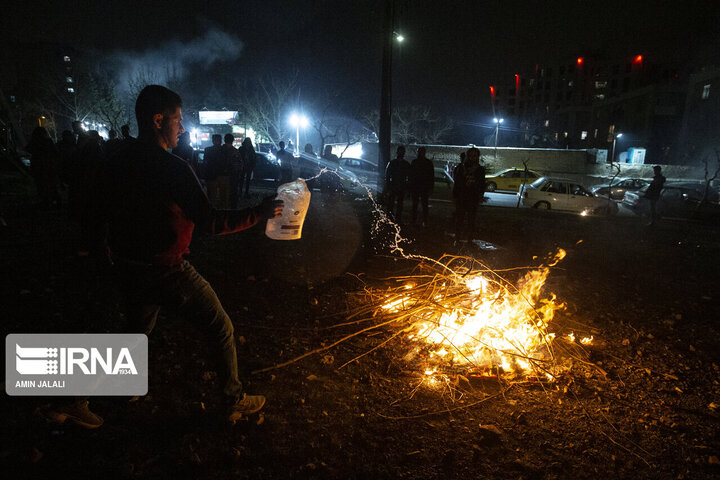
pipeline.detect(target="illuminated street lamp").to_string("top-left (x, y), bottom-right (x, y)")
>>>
top-left (611, 132), bottom-right (623, 163)
top-left (289, 113), bottom-right (309, 155)
top-left (493, 117), bottom-right (504, 160)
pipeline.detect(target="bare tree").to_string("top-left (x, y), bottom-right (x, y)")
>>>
top-left (365, 105), bottom-right (454, 145)
top-left (309, 92), bottom-right (372, 156)
top-left (236, 73), bottom-right (298, 148)
top-left (90, 71), bottom-right (127, 132)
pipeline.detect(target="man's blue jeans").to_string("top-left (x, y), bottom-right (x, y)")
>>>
top-left (116, 260), bottom-right (242, 398)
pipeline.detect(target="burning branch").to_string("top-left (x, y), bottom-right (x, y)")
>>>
top-left (253, 250), bottom-right (580, 385)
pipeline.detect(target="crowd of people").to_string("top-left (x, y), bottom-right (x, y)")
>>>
top-left (383, 144), bottom-right (486, 244)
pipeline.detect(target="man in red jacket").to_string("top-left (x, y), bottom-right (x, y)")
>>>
top-left (90, 85), bottom-right (281, 425)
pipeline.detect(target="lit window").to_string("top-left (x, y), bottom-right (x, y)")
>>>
top-left (544, 120), bottom-right (550, 127)
top-left (63, 56), bottom-right (71, 62)
top-left (66, 76), bottom-right (73, 83)
top-left (594, 129), bottom-right (598, 138)
top-left (581, 131), bottom-right (588, 140)
top-left (564, 132), bottom-right (568, 138)
top-left (702, 84), bottom-right (711, 100)
top-left (595, 81), bottom-right (607, 89)
top-left (67, 87), bottom-right (75, 93)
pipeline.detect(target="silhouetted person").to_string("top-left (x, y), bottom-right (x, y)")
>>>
top-left (26, 127), bottom-right (61, 208)
top-left (56, 129), bottom-right (77, 187)
top-left (120, 124), bottom-right (134, 141)
top-left (304, 143), bottom-right (315, 156)
top-left (104, 129), bottom-right (123, 157)
top-left (644, 165), bottom-right (666, 226)
top-left (222, 134), bottom-right (244, 208)
top-left (85, 84), bottom-right (281, 426)
top-left (384, 146), bottom-right (410, 223)
top-left (239, 137), bottom-right (256, 197)
top-left (453, 147), bottom-right (486, 244)
top-left (172, 131), bottom-right (200, 175)
top-left (76, 131), bottom-right (106, 254)
top-left (204, 134), bottom-right (229, 208)
top-left (320, 144), bottom-right (341, 195)
top-left (276, 141), bottom-right (294, 184)
top-left (409, 146), bottom-right (435, 226)
top-left (71, 120), bottom-right (89, 152)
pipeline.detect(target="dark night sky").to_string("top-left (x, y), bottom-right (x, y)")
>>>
top-left (4, 0), bottom-right (719, 123)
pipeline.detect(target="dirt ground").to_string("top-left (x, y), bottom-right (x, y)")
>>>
top-left (2, 180), bottom-right (720, 479)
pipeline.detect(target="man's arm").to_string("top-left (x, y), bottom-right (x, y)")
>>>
top-left (178, 164), bottom-right (281, 235)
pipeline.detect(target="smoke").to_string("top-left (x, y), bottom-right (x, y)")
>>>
top-left (106, 27), bottom-right (243, 92)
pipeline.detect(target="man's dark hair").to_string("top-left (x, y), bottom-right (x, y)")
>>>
top-left (135, 85), bottom-right (182, 139)
top-left (279, 141), bottom-right (285, 149)
top-left (224, 133), bottom-right (235, 144)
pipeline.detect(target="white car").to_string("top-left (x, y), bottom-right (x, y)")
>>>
top-left (339, 157), bottom-right (379, 189)
top-left (520, 177), bottom-right (618, 215)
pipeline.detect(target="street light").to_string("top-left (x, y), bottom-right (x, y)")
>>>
top-left (611, 132), bottom-right (623, 163)
top-left (289, 113), bottom-right (309, 155)
top-left (493, 117), bottom-right (504, 160)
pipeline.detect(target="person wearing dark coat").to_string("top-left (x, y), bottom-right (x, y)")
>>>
top-left (172, 131), bottom-right (200, 175)
top-left (204, 134), bottom-right (228, 208)
top-left (453, 147), bottom-right (486, 244)
top-left (37, 85), bottom-right (283, 429)
top-left (643, 165), bottom-right (666, 226)
top-left (56, 130), bottom-right (77, 187)
top-left (384, 145), bottom-right (410, 223)
top-left (26, 126), bottom-right (61, 208)
top-left (409, 146), bottom-right (435, 226)
top-left (239, 137), bottom-right (256, 198)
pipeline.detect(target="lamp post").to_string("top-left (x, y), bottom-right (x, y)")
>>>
top-left (493, 117), bottom-right (503, 160)
top-left (610, 132), bottom-right (623, 163)
top-left (378, 0), bottom-right (405, 192)
top-left (289, 113), bottom-right (308, 155)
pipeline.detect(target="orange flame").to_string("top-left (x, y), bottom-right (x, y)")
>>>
top-left (382, 252), bottom-right (567, 381)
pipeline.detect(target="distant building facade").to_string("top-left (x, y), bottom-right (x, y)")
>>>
top-left (490, 54), bottom-right (698, 164)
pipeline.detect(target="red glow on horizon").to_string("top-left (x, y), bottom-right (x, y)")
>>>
top-left (634, 55), bottom-right (643, 64)
top-left (577, 57), bottom-right (584, 65)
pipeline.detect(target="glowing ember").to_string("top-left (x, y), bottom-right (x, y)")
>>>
top-left (380, 250), bottom-right (568, 381)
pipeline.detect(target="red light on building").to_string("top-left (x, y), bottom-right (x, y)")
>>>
top-left (633, 55), bottom-right (643, 64)
top-left (489, 86), bottom-right (496, 98)
top-left (577, 57), bottom-right (584, 65)
top-left (515, 74), bottom-right (520, 89)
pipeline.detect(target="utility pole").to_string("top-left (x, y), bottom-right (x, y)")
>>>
top-left (378, 0), bottom-right (394, 193)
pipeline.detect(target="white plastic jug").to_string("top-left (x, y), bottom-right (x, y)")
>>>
top-left (265, 178), bottom-right (311, 240)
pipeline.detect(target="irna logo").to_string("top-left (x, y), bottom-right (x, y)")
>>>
top-left (16, 344), bottom-right (138, 375)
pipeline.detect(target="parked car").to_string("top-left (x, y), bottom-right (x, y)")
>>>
top-left (252, 152), bottom-right (281, 182)
top-left (622, 182), bottom-right (720, 222)
top-left (590, 177), bottom-right (649, 200)
top-left (339, 157), bottom-right (378, 189)
top-left (520, 177), bottom-right (618, 215)
top-left (485, 168), bottom-right (542, 192)
top-left (294, 153), bottom-right (360, 192)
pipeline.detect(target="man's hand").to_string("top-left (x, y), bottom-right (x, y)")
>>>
top-left (260, 195), bottom-right (284, 219)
